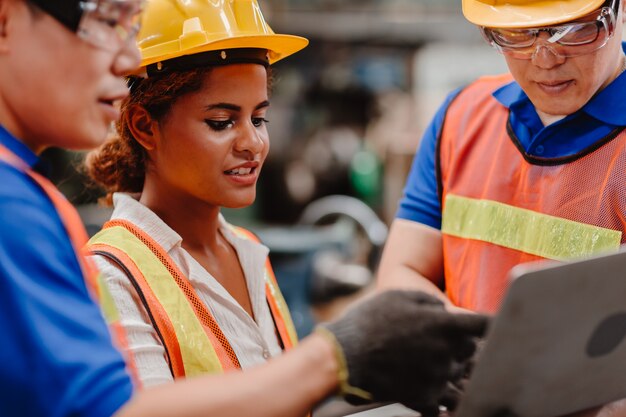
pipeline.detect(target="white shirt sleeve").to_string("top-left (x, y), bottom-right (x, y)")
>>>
top-left (88, 253), bottom-right (174, 387)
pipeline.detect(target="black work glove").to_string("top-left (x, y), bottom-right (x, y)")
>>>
top-left (317, 290), bottom-right (490, 416)
top-left (437, 337), bottom-right (488, 413)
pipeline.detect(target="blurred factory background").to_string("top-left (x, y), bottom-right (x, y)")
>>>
top-left (42, 0), bottom-right (509, 339)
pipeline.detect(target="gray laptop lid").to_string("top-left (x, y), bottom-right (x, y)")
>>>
top-left (456, 248), bottom-right (626, 417)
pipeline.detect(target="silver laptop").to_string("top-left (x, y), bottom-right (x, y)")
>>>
top-left (456, 248), bottom-right (626, 417)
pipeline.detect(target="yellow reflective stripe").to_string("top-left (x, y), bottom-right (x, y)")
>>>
top-left (90, 226), bottom-right (223, 376)
top-left (442, 194), bottom-right (622, 261)
top-left (265, 271), bottom-right (299, 346)
top-left (96, 272), bottom-right (120, 324)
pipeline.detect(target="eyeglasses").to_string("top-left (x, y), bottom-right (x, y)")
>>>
top-left (77, 0), bottom-right (144, 51)
top-left (480, 0), bottom-right (619, 59)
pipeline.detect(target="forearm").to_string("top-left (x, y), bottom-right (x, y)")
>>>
top-left (376, 219), bottom-right (449, 303)
top-left (115, 333), bottom-right (339, 417)
top-left (378, 263), bottom-right (448, 301)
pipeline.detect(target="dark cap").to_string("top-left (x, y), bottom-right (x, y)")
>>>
top-left (146, 48), bottom-right (270, 78)
top-left (28, 0), bottom-right (84, 32)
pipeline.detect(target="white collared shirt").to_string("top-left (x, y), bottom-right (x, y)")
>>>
top-left (89, 193), bottom-right (283, 387)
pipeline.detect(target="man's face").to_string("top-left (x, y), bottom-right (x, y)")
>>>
top-left (503, 0), bottom-right (625, 117)
top-left (0, 0), bottom-right (141, 153)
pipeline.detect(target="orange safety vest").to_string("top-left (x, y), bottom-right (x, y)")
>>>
top-left (87, 218), bottom-right (299, 379)
top-left (438, 74), bottom-right (626, 313)
top-left (0, 143), bottom-right (140, 385)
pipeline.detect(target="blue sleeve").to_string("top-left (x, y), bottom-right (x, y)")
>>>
top-left (0, 166), bottom-right (133, 417)
top-left (396, 89), bottom-right (462, 229)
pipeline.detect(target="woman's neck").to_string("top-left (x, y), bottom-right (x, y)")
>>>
top-left (139, 178), bottom-right (221, 251)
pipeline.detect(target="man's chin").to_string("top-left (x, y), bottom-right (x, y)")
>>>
top-left (537, 112), bottom-right (568, 126)
top-left (532, 98), bottom-right (581, 122)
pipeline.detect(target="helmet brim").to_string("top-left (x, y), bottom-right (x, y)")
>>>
top-left (140, 34), bottom-right (309, 69)
top-left (462, 0), bottom-right (606, 28)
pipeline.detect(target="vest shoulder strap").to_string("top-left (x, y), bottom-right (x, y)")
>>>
top-left (229, 225), bottom-right (299, 348)
top-left (88, 220), bottom-right (241, 377)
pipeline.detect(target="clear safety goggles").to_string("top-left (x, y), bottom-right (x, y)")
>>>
top-left (77, 0), bottom-right (144, 51)
top-left (480, 0), bottom-right (619, 59)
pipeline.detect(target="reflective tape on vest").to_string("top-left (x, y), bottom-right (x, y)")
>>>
top-left (89, 224), bottom-right (233, 377)
top-left (442, 194), bottom-right (622, 260)
top-left (88, 220), bottom-right (299, 379)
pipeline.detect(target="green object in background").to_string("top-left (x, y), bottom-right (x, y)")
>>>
top-left (349, 148), bottom-right (382, 207)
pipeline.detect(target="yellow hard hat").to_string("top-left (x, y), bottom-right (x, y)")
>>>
top-left (462, 0), bottom-right (606, 28)
top-left (137, 0), bottom-right (308, 74)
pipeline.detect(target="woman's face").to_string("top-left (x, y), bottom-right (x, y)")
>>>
top-left (149, 64), bottom-right (270, 209)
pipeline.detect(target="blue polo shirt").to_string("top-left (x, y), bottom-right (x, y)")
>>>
top-left (0, 125), bottom-right (133, 417)
top-left (397, 43), bottom-right (626, 229)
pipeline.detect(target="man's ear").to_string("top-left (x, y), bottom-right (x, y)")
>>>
top-left (127, 104), bottom-right (159, 151)
top-left (622, 0), bottom-right (626, 24)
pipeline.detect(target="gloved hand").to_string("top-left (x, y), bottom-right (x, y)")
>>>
top-left (316, 290), bottom-right (490, 416)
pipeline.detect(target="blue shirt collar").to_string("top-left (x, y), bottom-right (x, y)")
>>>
top-left (492, 80), bottom-right (524, 110)
top-left (585, 64), bottom-right (626, 124)
top-left (0, 124), bottom-right (40, 169)
top-left (493, 42), bottom-right (626, 127)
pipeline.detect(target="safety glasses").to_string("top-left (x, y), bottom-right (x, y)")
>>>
top-left (77, 0), bottom-right (144, 51)
top-left (480, 0), bottom-right (619, 59)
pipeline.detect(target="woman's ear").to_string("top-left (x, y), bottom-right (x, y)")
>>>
top-left (127, 104), bottom-right (158, 151)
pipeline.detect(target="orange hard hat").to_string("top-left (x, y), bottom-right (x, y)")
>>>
top-left (462, 0), bottom-right (607, 28)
